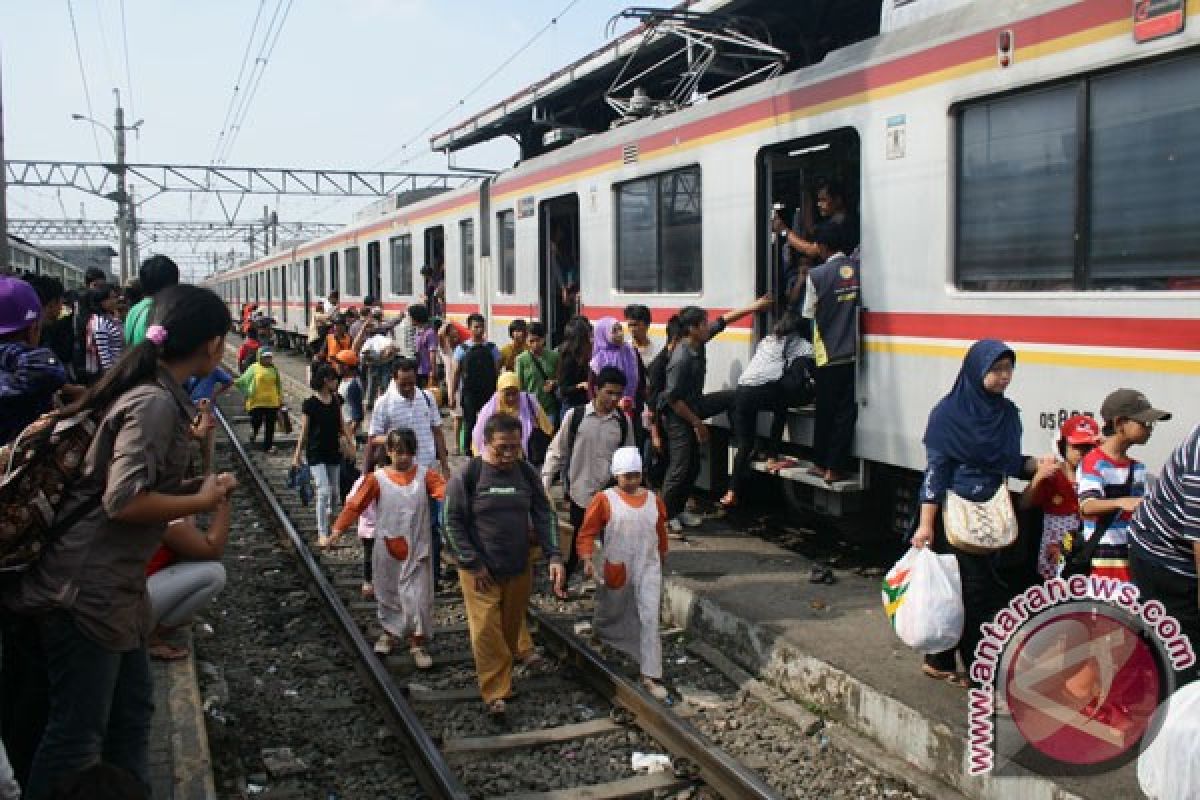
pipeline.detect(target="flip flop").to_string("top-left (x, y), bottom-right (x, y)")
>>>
top-left (148, 642), bottom-right (190, 661)
top-left (921, 664), bottom-right (969, 688)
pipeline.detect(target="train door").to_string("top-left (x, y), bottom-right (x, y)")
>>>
top-left (329, 251), bottom-right (340, 296)
top-left (538, 194), bottom-right (579, 346)
top-left (366, 241), bottom-right (382, 302)
top-left (303, 259), bottom-right (311, 327)
top-left (266, 269), bottom-right (274, 317)
top-left (757, 128), bottom-right (860, 336)
top-left (280, 263), bottom-right (288, 324)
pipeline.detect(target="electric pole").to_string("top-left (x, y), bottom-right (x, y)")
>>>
top-left (114, 90), bottom-right (130, 284)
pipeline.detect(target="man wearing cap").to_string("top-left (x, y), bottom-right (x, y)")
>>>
top-left (0, 276), bottom-right (69, 446)
top-left (333, 349), bottom-right (366, 439)
top-left (1129, 422), bottom-right (1200, 683)
top-left (1076, 389), bottom-right (1172, 583)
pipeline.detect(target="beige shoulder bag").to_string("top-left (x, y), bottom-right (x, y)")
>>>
top-left (942, 483), bottom-right (1018, 555)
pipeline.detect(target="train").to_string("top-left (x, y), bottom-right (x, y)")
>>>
top-left (206, 0), bottom-right (1200, 520)
top-left (5, 235), bottom-right (87, 291)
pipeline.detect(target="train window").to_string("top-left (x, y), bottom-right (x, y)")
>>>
top-left (1088, 56), bottom-right (1200, 289)
top-left (390, 234), bottom-right (413, 296)
top-left (497, 211), bottom-right (515, 295)
top-left (957, 53), bottom-right (1200, 290)
top-left (616, 166), bottom-right (702, 293)
top-left (329, 252), bottom-right (340, 294)
top-left (956, 85), bottom-right (1077, 290)
top-left (344, 247), bottom-right (361, 296)
top-left (314, 255), bottom-right (325, 296)
top-left (460, 220), bottom-right (476, 294)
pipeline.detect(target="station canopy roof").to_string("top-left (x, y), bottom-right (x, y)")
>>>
top-left (431, 0), bottom-right (883, 161)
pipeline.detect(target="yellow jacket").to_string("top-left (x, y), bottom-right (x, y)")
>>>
top-left (234, 355), bottom-right (283, 410)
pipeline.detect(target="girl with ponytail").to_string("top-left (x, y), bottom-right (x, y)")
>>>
top-left (6, 284), bottom-right (239, 798)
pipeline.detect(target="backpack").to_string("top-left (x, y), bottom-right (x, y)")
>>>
top-left (561, 405), bottom-right (629, 495)
top-left (780, 354), bottom-right (816, 407)
top-left (460, 342), bottom-right (499, 402)
top-left (460, 455), bottom-right (543, 531)
top-left (0, 411), bottom-right (100, 573)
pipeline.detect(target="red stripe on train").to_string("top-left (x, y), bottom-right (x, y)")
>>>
top-left (863, 312), bottom-right (1200, 352)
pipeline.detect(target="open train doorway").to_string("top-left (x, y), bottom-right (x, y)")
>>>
top-left (538, 194), bottom-right (580, 346)
top-left (758, 128), bottom-right (860, 338)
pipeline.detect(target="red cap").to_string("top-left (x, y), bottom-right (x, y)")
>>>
top-left (1061, 414), bottom-right (1102, 445)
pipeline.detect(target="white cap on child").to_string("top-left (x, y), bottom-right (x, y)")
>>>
top-left (610, 446), bottom-right (642, 476)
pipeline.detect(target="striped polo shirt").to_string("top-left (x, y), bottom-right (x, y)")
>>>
top-left (1076, 448), bottom-right (1147, 548)
top-left (1129, 424), bottom-right (1200, 579)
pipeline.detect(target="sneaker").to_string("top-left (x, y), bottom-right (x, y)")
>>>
top-left (410, 646), bottom-right (433, 670)
top-left (668, 517), bottom-right (685, 537)
top-left (642, 676), bottom-right (669, 700)
top-left (373, 633), bottom-right (394, 655)
top-left (679, 510), bottom-right (704, 528)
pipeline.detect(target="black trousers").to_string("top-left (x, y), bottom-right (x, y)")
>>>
top-left (567, 501), bottom-right (587, 578)
top-left (925, 543), bottom-right (1012, 681)
top-left (249, 407), bottom-right (277, 451)
top-left (730, 381), bottom-right (788, 496)
top-left (1131, 550), bottom-right (1200, 684)
top-left (0, 614), bottom-right (48, 786)
top-left (461, 392), bottom-right (488, 455)
top-left (813, 362), bottom-right (857, 472)
top-left (661, 390), bottom-right (734, 519)
top-left (361, 537), bottom-right (374, 584)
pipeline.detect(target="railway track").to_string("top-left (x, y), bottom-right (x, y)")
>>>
top-left (199, 344), bottom-right (931, 799)
top-left (206, 349), bottom-right (782, 799)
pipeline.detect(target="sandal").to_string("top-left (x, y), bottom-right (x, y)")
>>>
top-left (921, 664), bottom-right (969, 688)
top-left (718, 491), bottom-right (737, 510)
top-left (361, 582), bottom-right (375, 600)
top-left (485, 698), bottom-right (507, 717)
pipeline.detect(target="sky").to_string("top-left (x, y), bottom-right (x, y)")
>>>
top-left (0, 0), bottom-right (655, 280)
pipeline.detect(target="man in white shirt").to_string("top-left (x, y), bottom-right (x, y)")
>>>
top-left (623, 304), bottom-right (660, 365)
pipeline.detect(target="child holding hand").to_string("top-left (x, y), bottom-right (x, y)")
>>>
top-left (576, 446), bottom-right (670, 699)
top-left (331, 427), bottom-right (445, 667)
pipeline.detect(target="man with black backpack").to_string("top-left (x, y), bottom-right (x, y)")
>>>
top-left (444, 413), bottom-right (564, 718)
top-left (542, 366), bottom-right (634, 581)
top-left (450, 313), bottom-right (500, 455)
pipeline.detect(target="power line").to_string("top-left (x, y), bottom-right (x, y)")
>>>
top-left (92, 0), bottom-right (119, 96)
top-left (119, 0), bottom-right (137, 141)
top-left (210, 0), bottom-right (268, 167)
top-left (216, 0), bottom-right (295, 166)
top-left (66, 0), bottom-right (104, 161)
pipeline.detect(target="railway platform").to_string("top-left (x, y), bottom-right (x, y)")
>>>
top-left (657, 517), bottom-right (1139, 800)
top-left (146, 631), bottom-right (216, 799)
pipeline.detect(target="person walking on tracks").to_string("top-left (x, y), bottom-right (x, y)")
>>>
top-left (542, 366), bottom-right (634, 581)
top-left (333, 427), bottom-right (446, 667)
top-left (443, 413), bottom-right (565, 717)
top-left (450, 313), bottom-right (501, 456)
top-left (576, 446), bottom-right (670, 699)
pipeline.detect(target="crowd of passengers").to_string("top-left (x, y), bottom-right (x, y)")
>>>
top-left (0, 188), bottom-right (1197, 797)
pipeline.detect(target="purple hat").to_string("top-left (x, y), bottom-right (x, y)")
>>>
top-left (0, 277), bottom-right (43, 336)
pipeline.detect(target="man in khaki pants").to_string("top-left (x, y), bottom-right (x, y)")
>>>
top-left (443, 413), bottom-right (565, 717)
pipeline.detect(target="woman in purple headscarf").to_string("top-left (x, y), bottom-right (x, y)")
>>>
top-left (588, 317), bottom-right (641, 401)
top-left (470, 371), bottom-right (554, 464)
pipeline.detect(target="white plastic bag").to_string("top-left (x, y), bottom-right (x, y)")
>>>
top-left (881, 547), bottom-right (963, 654)
top-left (1139, 681), bottom-right (1200, 799)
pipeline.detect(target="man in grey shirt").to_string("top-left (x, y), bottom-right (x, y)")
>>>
top-left (542, 366), bottom-right (634, 579)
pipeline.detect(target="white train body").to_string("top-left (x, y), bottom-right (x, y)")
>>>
top-left (209, 0), bottom-right (1200, 475)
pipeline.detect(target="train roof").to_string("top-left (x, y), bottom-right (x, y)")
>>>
top-left (431, 0), bottom-right (883, 159)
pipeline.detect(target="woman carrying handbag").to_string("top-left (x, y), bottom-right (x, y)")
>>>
top-left (910, 339), bottom-right (1041, 688)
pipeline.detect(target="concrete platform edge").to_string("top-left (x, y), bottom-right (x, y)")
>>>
top-left (166, 631), bottom-right (217, 800)
top-left (660, 579), bottom-right (1089, 800)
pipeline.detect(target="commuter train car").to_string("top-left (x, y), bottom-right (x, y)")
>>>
top-left (209, 0), bottom-right (1200, 515)
top-left (6, 235), bottom-right (87, 290)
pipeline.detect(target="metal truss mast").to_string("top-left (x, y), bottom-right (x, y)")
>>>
top-left (8, 217), bottom-right (342, 244)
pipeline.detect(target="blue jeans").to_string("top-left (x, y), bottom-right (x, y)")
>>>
top-left (430, 497), bottom-right (444, 581)
top-left (24, 611), bottom-right (154, 800)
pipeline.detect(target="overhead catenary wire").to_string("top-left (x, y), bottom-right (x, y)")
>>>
top-left (215, 0), bottom-right (295, 166)
top-left (66, 0), bottom-right (105, 161)
top-left (209, 0), bottom-right (269, 167)
top-left (119, 0), bottom-right (137, 150)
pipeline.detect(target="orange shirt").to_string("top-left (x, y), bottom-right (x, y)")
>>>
top-left (334, 466), bottom-right (446, 533)
top-left (575, 488), bottom-right (668, 559)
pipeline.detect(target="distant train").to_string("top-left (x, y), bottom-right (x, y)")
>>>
top-left (5, 235), bottom-right (87, 290)
top-left (207, 0), bottom-right (1200, 520)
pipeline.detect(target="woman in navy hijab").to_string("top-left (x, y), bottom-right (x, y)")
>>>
top-left (912, 339), bottom-right (1038, 686)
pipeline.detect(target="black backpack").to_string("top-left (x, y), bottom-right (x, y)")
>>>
top-left (460, 342), bottom-right (499, 402)
top-left (780, 354), bottom-right (816, 407)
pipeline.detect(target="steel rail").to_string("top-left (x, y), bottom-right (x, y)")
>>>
top-left (213, 404), bottom-right (469, 800)
top-left (530, 607), bottom-right (784, 800)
